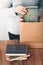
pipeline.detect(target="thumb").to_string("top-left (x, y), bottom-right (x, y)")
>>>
top-left (19, 18), bottom-right (24, 22)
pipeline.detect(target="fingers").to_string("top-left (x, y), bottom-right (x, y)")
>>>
top-left (19, 6), bottom-right (27, 11)
top-left (21, 6), bottom-right (27, 10)
top-left (19, 10), bottom-right (27, 15)
top-left (38, 12), bottom-right (43, 18)
top-left (19, 18), bottom-right (24, 22)
top-left (20, 6), bottom-right (27, 15)
top-left (22, 9), bottom-right (27, 14)
top-left (15, 6), bottom-right (27, 15)
top-left (18, 6), bottom-right (27, 15)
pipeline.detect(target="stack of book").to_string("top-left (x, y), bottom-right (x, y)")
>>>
top-left (23, 6), bottom-right (39, 22)
top-left (5, 44), bottom-right (30, 61)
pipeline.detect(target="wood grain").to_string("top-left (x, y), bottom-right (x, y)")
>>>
top-left (0, 41), bottom-right (43, 65)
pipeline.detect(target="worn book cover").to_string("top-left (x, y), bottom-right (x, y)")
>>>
top-left (5, 44), bottom-right (27, 56)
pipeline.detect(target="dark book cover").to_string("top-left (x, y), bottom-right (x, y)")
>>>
top-left (6, 44), bottom-right (27, 56)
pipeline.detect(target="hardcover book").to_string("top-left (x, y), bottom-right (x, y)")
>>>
top-left (23, 6), bottom-right (39, 22)
top-left (6, 56), bottom-right (28, 61)
top-left (5, 44), bottom-right (27, 56)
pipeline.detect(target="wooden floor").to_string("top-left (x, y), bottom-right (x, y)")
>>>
top-left (0, 48), bottom-right (43, 65)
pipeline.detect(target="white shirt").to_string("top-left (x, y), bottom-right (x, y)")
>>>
top-left (0, 0), bottom-right (42, 40)
top-left (0, 0), bottom-right (20, 40)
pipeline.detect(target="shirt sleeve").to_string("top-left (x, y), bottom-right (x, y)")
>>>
top-left (0, 0), bottom-right (20, 17)
top-left (2, 7), bottom-right (17, 16)
top-left (38, 0), bottom-right (43, 14)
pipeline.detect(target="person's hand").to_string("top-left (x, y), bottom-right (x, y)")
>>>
top-left (38, 12), bottom-right (43, 21)
top-left (38, 12), bottom-right (43, 19)
top-left (19, 18), bottom-right (24, 22)
top-left (15, 6), bottom-right (27, 15)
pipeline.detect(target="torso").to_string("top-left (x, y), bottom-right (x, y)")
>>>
top-left (0, 0), bottom-right (39, 8)
top-left (12, 0), bottom-right (39, 6)
top-left (0, 0), bottom-right (11, 8)
top-left (0, 0), bottom-right (40, 35)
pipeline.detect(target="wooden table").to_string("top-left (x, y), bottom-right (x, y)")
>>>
top-left (0, 40), bottom-right (43, 65)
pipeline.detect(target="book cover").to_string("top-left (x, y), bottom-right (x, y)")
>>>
top-left (5, 44), bottom-right (27, 56)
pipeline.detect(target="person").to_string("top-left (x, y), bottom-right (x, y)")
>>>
top-left (0, 0), bottom-right (43, 40)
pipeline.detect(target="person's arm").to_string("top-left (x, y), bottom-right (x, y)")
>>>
top-left (0, 0), bottom-right (27, 17)
top-left (0, 7), bottom-right (18, 17)
top-left (0, 0), bottom-right (17, 17)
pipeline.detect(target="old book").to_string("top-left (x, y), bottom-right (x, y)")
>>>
top-left (6, 55), bottom-right (28, 61)
top-left (23, 6), bottom-right (39, 22)
top-left (5, 44), bottom-right (28, 56)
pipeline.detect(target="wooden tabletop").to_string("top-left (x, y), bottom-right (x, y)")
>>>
top-left (0, 41), bottom-right (43, 65)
